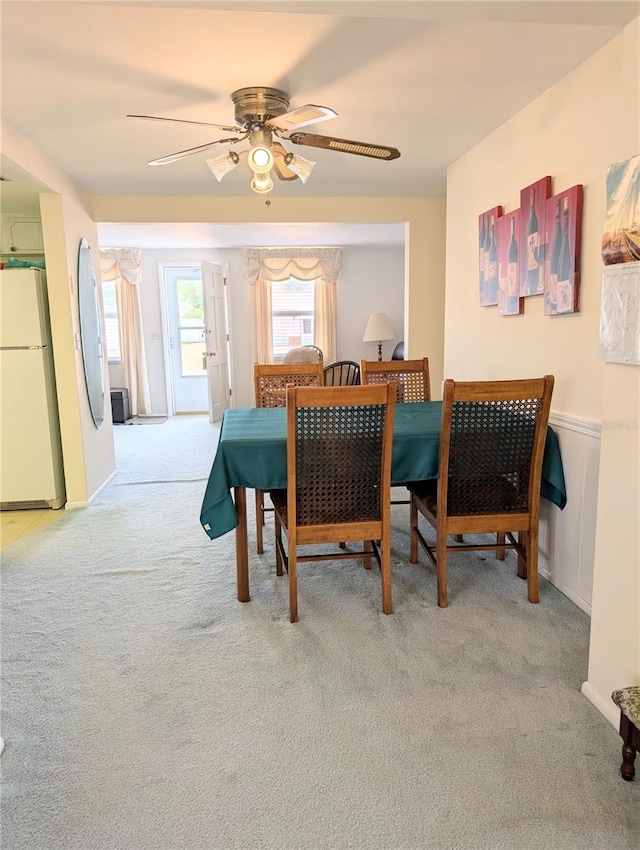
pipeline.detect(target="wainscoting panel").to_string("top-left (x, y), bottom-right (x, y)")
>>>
top-left (539, 413), bottom-right (601, 615)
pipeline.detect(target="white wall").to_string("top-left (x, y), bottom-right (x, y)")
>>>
top-left (445, 22), bottom-right (639, 724)
top-left (107, 243), bottom-right (405, 413)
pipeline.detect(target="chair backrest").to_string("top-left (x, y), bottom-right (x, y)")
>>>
top-left (285, 383), bottom-right (396, 532)
top-left (391, 341), bottom-right (405, 360)
top-left (360, 358), bottom-right (431, 402)
top-left (282, 345), bottom-right (323, 364)
top-left (254, 362), bottom-right (324, 408)
top-left (438, 375), bottom-right (554, 520)
top-left (323, 360), bottom-right (361, 386)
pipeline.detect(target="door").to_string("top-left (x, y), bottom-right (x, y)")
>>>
top-left (164, 265), bottom-right (208, 414)
top-left (202, 261), bottom-right (230, 423)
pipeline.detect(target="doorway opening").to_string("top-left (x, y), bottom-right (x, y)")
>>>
top-left (159, 261), bottom-right (231, 421)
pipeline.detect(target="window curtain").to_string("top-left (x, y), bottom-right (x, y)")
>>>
top-left (99, 248), bottom-right (151, 416)
top-left (244, 247), bottom-right (341, 364)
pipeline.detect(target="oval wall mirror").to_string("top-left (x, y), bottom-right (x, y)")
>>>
top-left (77, 237), bottom-right (105, 428)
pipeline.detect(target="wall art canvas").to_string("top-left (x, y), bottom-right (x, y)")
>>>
top-left (519, 176), bottom-right (552, 297)
top-left (478, 205), bottom-right (502, 306)
top-left (602, 155), bottom-right (640, 265)
top-left (497, 209), bottom-right (524, 316)
top-left (544, 185), bottom-right (583, 315)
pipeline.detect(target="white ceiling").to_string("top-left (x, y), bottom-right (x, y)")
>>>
top-left (1, 0), bottom-right (638, 248)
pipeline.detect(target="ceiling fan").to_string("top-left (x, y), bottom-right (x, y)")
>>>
top-left (128, 86), bottom-right (401, 195)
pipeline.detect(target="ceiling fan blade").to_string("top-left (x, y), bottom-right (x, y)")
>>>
top-left (127, 114), bottom-right (241, 134)
top-left (271, 143), bottom-right (298, 181)
top-left (267, 104), bottom-right (337, 131)
top-left (289, 132), bottom-right (401, 161)
top-left (148, 137), bottom-right (242, 166)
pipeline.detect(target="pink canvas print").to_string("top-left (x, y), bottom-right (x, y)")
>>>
top-left (519, 176), bottom-right (552, 297)
top-left (544, 185), bottom-right (583, 315)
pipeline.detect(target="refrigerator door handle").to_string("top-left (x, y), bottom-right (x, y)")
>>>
top-left (0, 344), bottom-right (47, 351)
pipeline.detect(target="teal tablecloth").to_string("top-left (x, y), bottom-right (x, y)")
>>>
top-left (200, 401), bottom-right (566, 540)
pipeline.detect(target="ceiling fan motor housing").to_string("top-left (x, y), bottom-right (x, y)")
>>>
top-left (231, 87), bottom-right (291, 128)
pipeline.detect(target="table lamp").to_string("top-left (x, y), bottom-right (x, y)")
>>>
top-left (362, 312), bottom-right (395, 361)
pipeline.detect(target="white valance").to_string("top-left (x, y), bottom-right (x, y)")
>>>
top-left (243, 247), bottom-right (342, 284)
top-left (99, 247), bottom-right (142, 286)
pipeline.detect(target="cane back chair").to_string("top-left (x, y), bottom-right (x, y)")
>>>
top-left (253, 362), bottom-right (324, 554)
top-left (361, 358), bottom-right (431, 506)
top-left (270, 383), bottom-right (396, 623)
top-left (360, 358), bottom-right (430, 403)
top-left (408, 375), bottom-right (554, 608)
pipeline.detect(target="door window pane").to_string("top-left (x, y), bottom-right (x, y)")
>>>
top-left (176, 277), bottom-right (206, 377)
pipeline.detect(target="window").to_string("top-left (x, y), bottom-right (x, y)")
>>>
top-left (101, 279), bottom-right (121, 361)
top-left (271, 278), bottom-right (316, 361)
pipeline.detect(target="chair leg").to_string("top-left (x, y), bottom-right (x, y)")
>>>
top-left (517, 530), bottom-right (528, 580)
top-left (496, 532), bottom-right (506, 561)
top-left (436, 528), bottom-right (448, 608)
top-left (409, 497), bottom-right (419, 563)
top-left (288, 540), bottom-right (298, 623)
top-left (620, 715), bottom-right (638, 781)
top-left (363, 540), bottom-right (373, 570)
top-left (526, 528), bottom-right (540, 603)
top-left (255, 489), bottom-right (264, 555)
top-left (274, 513), bottom-right (284, 577)
top-left (380, 538), bottom-right (392, 615)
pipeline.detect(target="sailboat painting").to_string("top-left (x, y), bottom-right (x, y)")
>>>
top-left (602, 155), bottom-right (640, 265)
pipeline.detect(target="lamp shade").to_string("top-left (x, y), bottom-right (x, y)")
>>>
top-left (362, 312), bottom-right (395, 343)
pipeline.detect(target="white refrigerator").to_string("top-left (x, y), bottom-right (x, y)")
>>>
top-left (0, 268), bottom-right (65, 509)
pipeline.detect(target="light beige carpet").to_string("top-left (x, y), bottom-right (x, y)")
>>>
top-left (1, 415), bottom-right (638, 849)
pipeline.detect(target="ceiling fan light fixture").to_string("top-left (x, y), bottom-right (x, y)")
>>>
top-left (250, 172), bottom-right (274, 194)
top-left (206, 150), bottom-right (239, 181)
top-left (283, 152), bottom-right (316, 184)
top-left (248, 146), bottom-right (274, 174)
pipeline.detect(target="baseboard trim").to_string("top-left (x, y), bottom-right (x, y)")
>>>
top-left (66, 469), bottom-right (117, 510)
top-left (539, 566), bottom-right (592, 615)
top-left (581, 680), bottom-right (619, 728)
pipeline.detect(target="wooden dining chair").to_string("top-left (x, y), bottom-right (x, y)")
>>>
top-left (323, 360), bottom-right (361, 386)
top-left (253, 362), bottom-right (324, 555)
top-left (270, 383), bottom-right (396, 623)
top-left (360, 357), bottom-right (430, 402)
top-left (361, 357), bottom-right (431, 508)
top-left (408, 375), bottom-right (554, 608)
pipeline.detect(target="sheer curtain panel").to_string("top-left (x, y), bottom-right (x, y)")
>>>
top-left (99, 248), bottom-right (151, 416)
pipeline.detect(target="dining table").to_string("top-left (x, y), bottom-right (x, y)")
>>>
top-left (200, 401), bottom-right (567, 602)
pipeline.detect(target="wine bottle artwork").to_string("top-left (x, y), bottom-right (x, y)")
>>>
top-left (478, 205), bottom-right (502, 306)
top-left (498, 209), bottom-right (523, 316)
top-left (545, 198), bottom-right (562, 314)
top-left (478, 212), bottom-right (487, 302)
top-left (526, 187), bottom-right (539, 295)
top-left (482, 213), bottom-right (491, 302)
top-left (520, 176), bottom-right (551, 298)
top-left (487, 216), bottom-right (498, 304)
top-left (507, 214), bottom-right (520, 312)
top-left (556, 198), bottom-right (573, 313)
top-left (544, 185), bottom-right (583, 316)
